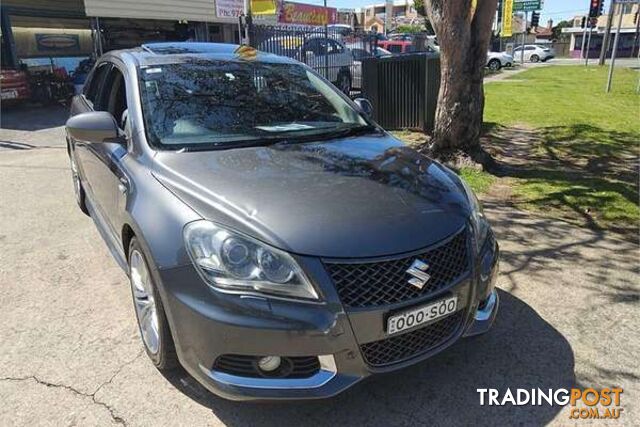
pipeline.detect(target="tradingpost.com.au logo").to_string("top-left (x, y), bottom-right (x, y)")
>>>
top-left (477, 388), bottom-right (624, 420)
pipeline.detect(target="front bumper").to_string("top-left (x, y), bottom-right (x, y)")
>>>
top-left (156, 235), bottom-right (500, 401)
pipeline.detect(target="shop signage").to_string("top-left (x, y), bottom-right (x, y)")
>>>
top-left (216, 0), bottom-right (243, 18)
top-left (279, 2), bottom-right (337, 26)
top-left (35, 34), bottom-right (80, 51)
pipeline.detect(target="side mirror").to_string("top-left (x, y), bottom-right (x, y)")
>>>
top-left (66, 111), bottom-right (119, 144)
top-left (354, 97), bottom-right (374, 117)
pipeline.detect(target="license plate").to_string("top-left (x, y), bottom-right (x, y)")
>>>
top-left (1, 90), bottom-right (18, 100)
top-left (387, 296), bottom-right (458, 335)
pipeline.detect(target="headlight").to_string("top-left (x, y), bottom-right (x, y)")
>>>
top-left (459, 179), bottom-right (490, 251)
top-left (184, 220), bottom-right (319, 300)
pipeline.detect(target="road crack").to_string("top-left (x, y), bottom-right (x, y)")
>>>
top-left (1, 350), bottom-right (143, 426)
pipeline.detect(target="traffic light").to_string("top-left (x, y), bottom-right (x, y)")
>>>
top-left (581, 16), bottom-right (586, 28)
top-left (588, 0), bottom-right (603, 18)
top-left (531, 11), bottom-right (540, 28)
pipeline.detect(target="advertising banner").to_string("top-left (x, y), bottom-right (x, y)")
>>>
top-left (251, 0), bottom-right (277, 15)
top-left (279, 2), bottom-right (337, 26)
top-left (502, 0), bottom-right (513, 37)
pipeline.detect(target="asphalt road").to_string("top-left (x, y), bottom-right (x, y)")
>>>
top-left (1, 105), bottom-right (638, 426)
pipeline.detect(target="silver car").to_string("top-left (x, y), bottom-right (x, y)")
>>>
top-left (66, 42), bottom-right (500, 401)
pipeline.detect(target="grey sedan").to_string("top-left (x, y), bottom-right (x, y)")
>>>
top-left (65, 42), bottom-right (499, 401)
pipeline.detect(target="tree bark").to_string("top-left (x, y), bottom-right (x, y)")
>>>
top-left (425, 0), bottom-right (498, 155)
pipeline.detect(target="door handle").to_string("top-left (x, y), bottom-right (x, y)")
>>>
top-left (118, 177), bottom-right (128, 194)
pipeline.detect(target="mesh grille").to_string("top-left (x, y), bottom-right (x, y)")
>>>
top-left (325, 229), bottom-right (469, 308)
top-left (213, 355), bottom-right (320, 379)
top-left (360, 311), bottom-right (464, 367)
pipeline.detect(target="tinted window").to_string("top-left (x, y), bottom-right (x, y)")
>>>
top-left (84, 64), bottom-right (110, 104)
top-left (100, 67), bottom-right (128, 127)
top-left (304, 39), bottom-right (327, 56)
top-left (351, 48), bottom-right (371, 61)
top-left (327, 40), bottom-right (344, 54)
top-left (138, 61), bottom-right (367, 149)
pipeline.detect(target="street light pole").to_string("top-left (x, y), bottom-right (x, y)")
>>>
top-left (521, 11), bottom-right (528, 64)
top-left (585, 20), bottom-right (593, 65)
top-left (324, 0), bottom-right (329, 80)
top-left (606, 1), bottom-right (624, 92)
top-left (598, 0), bottom-right (617, 65)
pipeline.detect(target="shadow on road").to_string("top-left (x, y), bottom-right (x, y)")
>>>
top-left (162, 290), bottom-right (575, 425)
top-left (0, 104), bottom-right (68, 131)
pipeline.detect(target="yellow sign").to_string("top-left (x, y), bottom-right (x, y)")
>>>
top-left (502, 0), bottom-right (513, 37)
top-left (251, 0), bottom-right (277, 15)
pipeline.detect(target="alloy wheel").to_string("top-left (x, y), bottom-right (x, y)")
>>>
top-left (130, 250), bottom-right (160, 355)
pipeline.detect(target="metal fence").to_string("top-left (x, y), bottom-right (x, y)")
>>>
top-left (361, 53), bottom-right (441, 132)
top-left (248, 24), bottom-right (378, 95)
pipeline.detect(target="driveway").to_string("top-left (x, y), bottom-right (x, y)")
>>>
top-left (1, 105), bottom-right (638, 426)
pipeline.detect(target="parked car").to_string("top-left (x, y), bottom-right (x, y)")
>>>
top-left (486, 51), bottom-right (514, 71)
top-left (512, 44), bottom-right (554, 63)
top-left (65, 42), bottom-right (499, 401)
top-left (0, 68), bottom-right (31, 103)
top-left (258, 35), bottom-right (352, 93)
top-left (388, 33), bottom-right (413, 41)
top-left (378, 40), bottom-right (414, 54)
top-left (348, 45), bottom-right (392, 89)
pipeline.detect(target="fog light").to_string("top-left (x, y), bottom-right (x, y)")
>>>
top-left (257, 356), bottom-right (281, 372)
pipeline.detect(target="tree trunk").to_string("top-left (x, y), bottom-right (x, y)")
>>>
top-left (425, 0), bottom-right (498, 155)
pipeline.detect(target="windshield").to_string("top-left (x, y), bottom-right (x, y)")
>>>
top-left (138, 60), bottom-right (368, 149)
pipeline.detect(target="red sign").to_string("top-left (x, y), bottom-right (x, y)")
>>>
top-left (279, 1), bottom-right (337, 26)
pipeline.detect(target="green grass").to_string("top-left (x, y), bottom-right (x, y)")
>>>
top-left (484, 65), bottom-right (640, 229)
top-left (484, 66), bottom-right (640, 133)
top-left (459, 167), bottom-right (496, 194)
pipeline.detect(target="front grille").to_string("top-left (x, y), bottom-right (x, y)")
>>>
top-left (325, 228), bottom-right (470, 308)
top-left (213, 355), bottom-right (320, 379)
top-left (360, 311), bottom-right (464, 367)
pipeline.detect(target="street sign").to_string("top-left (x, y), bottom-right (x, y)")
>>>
top-left (513, 0), bottom-right (541, 11)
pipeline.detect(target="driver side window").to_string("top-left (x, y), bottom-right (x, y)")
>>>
top-left (97, 67), bottom-right (129, 134)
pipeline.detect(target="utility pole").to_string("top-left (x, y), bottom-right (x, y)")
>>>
top-left (585, 20), bottom-right (594, 64)
top-left (606, 1), bottom-right (624, 92)
top-left (521, 11), bottom-right (528, 63)
top-left (580, 17), bottom-right (588, 58)
top-left (598, 0), bottom-right (617, 65)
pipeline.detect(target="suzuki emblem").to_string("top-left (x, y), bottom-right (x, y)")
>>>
top-left (406, 259), bottom-right (431, 289)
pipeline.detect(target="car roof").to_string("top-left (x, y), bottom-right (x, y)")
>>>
top-left (106, 42), bottom-right (301, 67)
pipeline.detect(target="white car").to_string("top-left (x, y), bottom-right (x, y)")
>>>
top-left (512, 44), bottom-right (555, 63)
top-left (258, 36), bottom-right (353, 93)
top-left (486, 51), bottom-right (514, 71)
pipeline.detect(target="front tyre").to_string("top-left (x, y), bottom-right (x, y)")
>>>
top-left (128, 238), bottom-right (178, 371)
top-left (487, 59), bottom-right (501, 71)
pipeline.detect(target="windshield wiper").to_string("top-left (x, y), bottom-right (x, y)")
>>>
top-left (273, 125), bottom-right (380, 146)
top-left (177, 125), bottom-right (380, 152)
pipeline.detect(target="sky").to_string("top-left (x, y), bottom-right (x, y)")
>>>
top-left (300, 0), bottom-right (602, 25)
